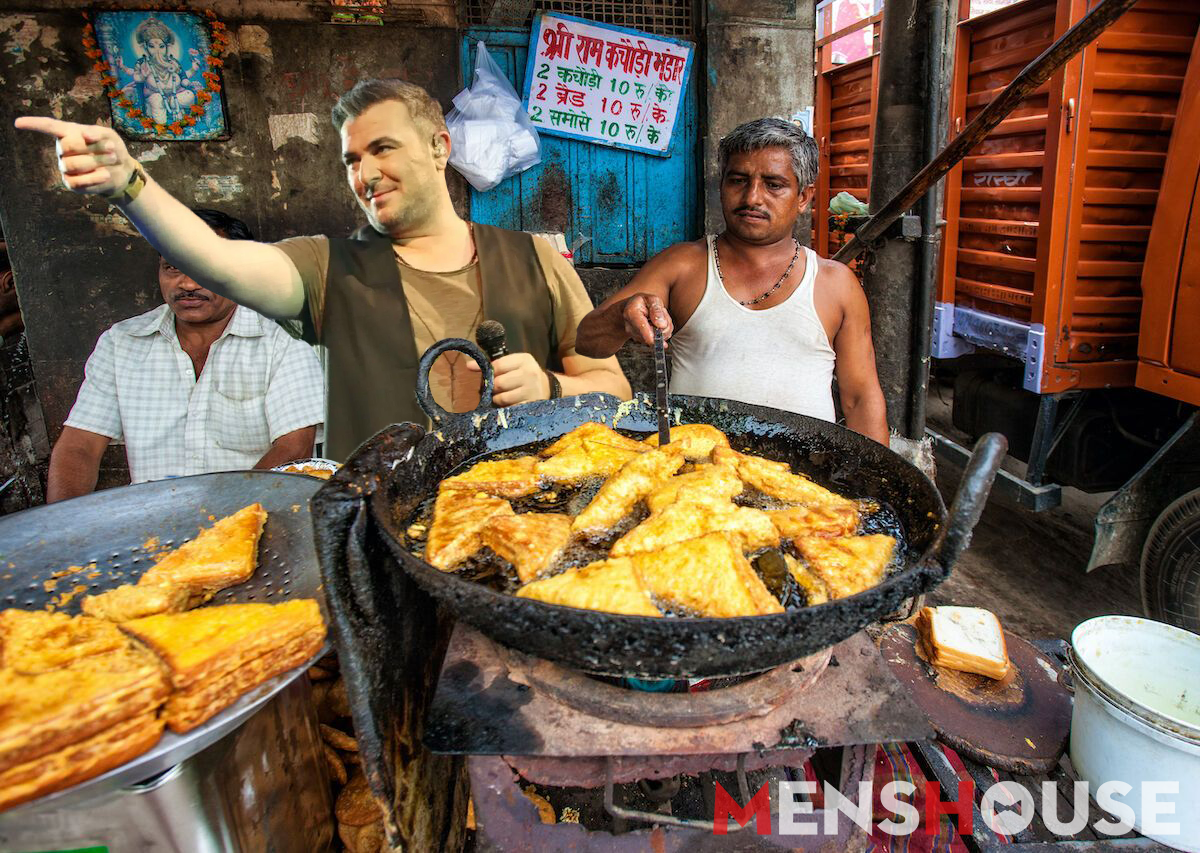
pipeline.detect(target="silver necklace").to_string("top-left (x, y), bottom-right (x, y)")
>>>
top-left (713, 237), bottom-right (801, 306)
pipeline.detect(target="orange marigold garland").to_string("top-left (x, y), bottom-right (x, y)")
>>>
top-left (84, 8), bottom-right (231, 140)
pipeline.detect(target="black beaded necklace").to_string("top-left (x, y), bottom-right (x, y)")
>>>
top-left (713, 236), bottom-right (801, 306)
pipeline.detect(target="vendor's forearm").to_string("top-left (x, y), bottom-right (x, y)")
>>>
top-left (841, 393), bottom-right (889, 445)
top-left (575, 303), bottom-right (630, 359)
top-left (46, 440), bottom-right (104, 503)
top-left (558, 367), bottom-right (632, 401)
top-left (253, 426), bottom-right (318, 470)
top-left (117, 173), bottom-right (304, 318)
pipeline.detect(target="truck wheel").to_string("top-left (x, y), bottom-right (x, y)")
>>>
top-left (1141, 487), bottom-right (1200, 632)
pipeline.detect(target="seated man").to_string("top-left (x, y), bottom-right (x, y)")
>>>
top-left (18, 79), bottom-right (630, 462)
top-left (47, 209), bottom-right (325, 502)
top-left (576, 118), bottom-right (888, 444)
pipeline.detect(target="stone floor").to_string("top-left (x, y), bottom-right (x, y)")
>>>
top-left (924, 388), bottom-right (1144, 642)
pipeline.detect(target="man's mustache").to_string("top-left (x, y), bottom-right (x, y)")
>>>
top-left (735, 206), bottom-right (769, 217)
top-left (172, 291), bottom-right (210, 302)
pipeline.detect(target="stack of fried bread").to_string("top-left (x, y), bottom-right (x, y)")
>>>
top-left (0, 611), bottom-right (168, 810)
top-left (82, 503), bottom-right (267, 622)
top-left (419, 422), bottom-right (898, 617)
top-left (0, 503), bottom-right (327, 810)
top-left (122, 599), bottom-right (326, 733)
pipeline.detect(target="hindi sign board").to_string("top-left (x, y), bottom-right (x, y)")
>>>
top-left (522, 13), bottom-right (693, 157)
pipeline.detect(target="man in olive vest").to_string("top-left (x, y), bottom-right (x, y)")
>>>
top-left (17, 80), bottom-right (630, 460)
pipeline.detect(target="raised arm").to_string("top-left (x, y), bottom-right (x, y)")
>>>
top-left (574, 243), bottom-right (692, 357)
top-left (14, 117), bottom-right (304, 319)
top-left (826, 262), bottom-right (889, 445)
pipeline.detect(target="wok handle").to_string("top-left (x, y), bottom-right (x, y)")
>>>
top-left (415, 338), bottom-right (496, 427)
top-left (931, 432), bottom-right (1007, 577)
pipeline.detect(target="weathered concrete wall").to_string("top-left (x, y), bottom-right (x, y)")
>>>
top-left (0, 9), bottom-right (461, 486)
top-left (704, 0), bottom-right (815, 240)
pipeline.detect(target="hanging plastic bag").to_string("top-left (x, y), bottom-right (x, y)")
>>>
top-left (446, 41), bottom-right (542, 192)
top-left (829, 191), bottom-right (868, 216)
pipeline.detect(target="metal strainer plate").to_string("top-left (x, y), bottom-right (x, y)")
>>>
top-left (0, 471), bottom-right (326, 812)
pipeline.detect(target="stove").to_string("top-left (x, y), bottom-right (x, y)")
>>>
top-left (426, 624), bottom-right (933, 849)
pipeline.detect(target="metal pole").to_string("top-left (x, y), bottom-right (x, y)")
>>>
top-left (907, 0), bottom-right (956, 438)
top-left (834, 0), bottom-right (1140, 264)
top-left (861, 0), bottom-right (931, 433)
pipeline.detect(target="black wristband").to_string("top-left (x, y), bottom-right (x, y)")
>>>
top-left (544, 370), bottom-right (562, 400)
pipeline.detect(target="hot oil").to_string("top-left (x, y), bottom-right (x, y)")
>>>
top-left (406, 431), bottom-right (911, 610)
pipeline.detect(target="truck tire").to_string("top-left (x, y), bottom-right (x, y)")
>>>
top-left (1141, 487), bottom-right (1200, 632)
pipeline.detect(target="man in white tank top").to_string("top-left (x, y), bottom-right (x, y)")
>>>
top-left (576, 118), bottom-right (888, 444)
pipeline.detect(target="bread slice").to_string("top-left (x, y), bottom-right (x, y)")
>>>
top-left (921, 606), bottom-right (1011, 680)
top-left (0, 647), bottom-right (168, 773)
top-left (0, 710), bottom-right (164, 811)
top-left (82, 582), bottom-right (194, 622)
top-left (162, 630), bottom-right (326, 733)
top-left (120, 599), bottom-right (325, 690)
top-left (0, 610), bottom-right (129, 674)
top-left (137, 503), bottom-right (267, 593)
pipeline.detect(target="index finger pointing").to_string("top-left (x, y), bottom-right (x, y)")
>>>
top-left (14, 116), bottom-right (78, 138)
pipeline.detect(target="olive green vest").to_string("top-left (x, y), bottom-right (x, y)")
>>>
top-left (314, 223), bottom-right (558, 461)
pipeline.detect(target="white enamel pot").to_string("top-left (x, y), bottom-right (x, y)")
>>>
top-left (1069, 616), bottom-right (1200, 851)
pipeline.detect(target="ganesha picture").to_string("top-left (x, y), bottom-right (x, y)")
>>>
top-left (94, 11), bottom-right (229, 140)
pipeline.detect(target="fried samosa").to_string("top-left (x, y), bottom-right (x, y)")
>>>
top-left (425, 488), bottom-right (514, 570)
top-left (769, 503), bottom-right (859, 541)
top-left (440, 455), bottom-right (543, 499)
top-left (137, 503), bottom-right (267, 594)
top-left (572, 446), bottom-right (686, 532)
top-left (713, 448), bottom-right (856, 510)
top-left (793, 534), bottom-right (896, 599)
top-left (611, 492), bottom-right (780, 557)
top-left (482, 513), bottom-right (573, 583)
top-left (642, 424), bottom-right (731, 462)
top-left (629, 533), bottom-right (783, 617)
top-left (0, 610), bottom-right (129, 674)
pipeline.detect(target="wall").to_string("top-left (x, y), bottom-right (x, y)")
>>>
top-left (0, 6), bottom-right (462, 487)
top-left (704, 0), bottom-right (816, 239)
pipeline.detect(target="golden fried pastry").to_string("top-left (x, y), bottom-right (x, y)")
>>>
top-left (441, 455), bottom-right (543, 499)
top-left (0, 709), bottom-right (164, 812)
top-left (0, 646), bottom-right (167, 774)
top-left (161, 629), bottom-right (327, 733)
top-left (482, 513), bottom-right (573, 583)
top-left (713, 448), bottom-right (856, 510)
top-left (784, 554), bottom-right (830, 606)
top-left (644, 462), bottom-right (743, 514)
top-left (425, 488), bottom-right (514, 571)
top-left (538, 422), bottom-right (647, 458)
top-left (137, 503), bottom-right (267, 594)
top-left (516, 559), bottom-right (662, 617)
top-left (630, 533), bottom-right (783, 617)
top-left (82, 582), bottom-right (194, 623)
top-left (642, 424), bottom-right (731, 461)
top-left (793, 534), bottom-right (896, 599)
top-left (572, 446), bottom-right (685, 532)
top-left (536, 438), bottom-right (646, 485)
top-left (0, 610), bottom-right (128, 674)
top-left (611, 492), bottom-right (780, 557)
top-left (769, 503), bottom-right (859, 540)
top-left (120, 599), bottom-right (326, 690)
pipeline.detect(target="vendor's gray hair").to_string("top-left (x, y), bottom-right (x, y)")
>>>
top-left (718, 118), bottom-right (819, 188)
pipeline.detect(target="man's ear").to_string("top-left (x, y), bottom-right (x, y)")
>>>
top-left (799, 184), bottom-right (817, 214)
top-left (432, 130), bottom-right (451, 168)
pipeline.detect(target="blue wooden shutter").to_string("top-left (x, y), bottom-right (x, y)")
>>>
top-left (459, 28), bottom-right (699, 265)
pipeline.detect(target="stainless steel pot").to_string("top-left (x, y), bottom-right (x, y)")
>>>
top-left (1069, 615), bottom-right (1200, 852)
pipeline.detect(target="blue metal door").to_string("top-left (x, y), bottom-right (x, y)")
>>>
top-left (460, 29), bottom-right (699, 265)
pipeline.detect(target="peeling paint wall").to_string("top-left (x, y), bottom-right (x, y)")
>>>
top-left (705, 0), bottom-right (816, 240)
top-left (0, 8), bottom-right (461, 488)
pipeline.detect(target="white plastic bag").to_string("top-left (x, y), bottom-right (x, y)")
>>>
top-left (446, 41), bottom-right (542, 192)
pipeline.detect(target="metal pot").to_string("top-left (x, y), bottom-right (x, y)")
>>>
top-left (339, 339), bottom-right (1005, 679)
top-left (1069, 615), bottom-right (1200, 851)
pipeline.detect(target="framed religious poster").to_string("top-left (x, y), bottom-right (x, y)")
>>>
top-left (522, 13), bottom-right (693, 157)
top-left (86, 10), bottom-right (230, 140)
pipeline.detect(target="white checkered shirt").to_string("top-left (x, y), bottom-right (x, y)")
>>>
top-left (64, 304), bottom-right (325, 484)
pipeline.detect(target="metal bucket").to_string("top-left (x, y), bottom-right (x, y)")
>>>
top-left (0, 677), bottom-right (333, 853)
top-left (1069, 615), bottom-right (1200, 852)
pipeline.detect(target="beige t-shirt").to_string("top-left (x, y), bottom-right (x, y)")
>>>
top-left (272, 233), bottom-right (597, 413)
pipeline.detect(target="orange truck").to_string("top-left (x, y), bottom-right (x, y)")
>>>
top-left (928, 0), bottom-right (1200, 630)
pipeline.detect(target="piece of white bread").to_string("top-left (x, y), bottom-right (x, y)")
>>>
top-left (921, 606), bottom-right (1011, 680)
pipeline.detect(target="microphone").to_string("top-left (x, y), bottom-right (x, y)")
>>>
top-left (475, 320), bottom-right (508, 360)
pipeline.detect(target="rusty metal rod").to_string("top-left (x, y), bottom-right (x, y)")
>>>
top-left (833, 0), bottom-right (1139, 263)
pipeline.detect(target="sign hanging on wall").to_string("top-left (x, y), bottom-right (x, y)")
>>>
top-left (522, 13), bottom-right (693, 157)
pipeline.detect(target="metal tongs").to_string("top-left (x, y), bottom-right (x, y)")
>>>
top-left (653, 327), bottom-right (670, 445)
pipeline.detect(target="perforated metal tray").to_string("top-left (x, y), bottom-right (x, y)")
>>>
top-left (0, 471), bottom-right (326, 812)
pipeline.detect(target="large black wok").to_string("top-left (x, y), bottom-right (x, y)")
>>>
top-left (335, 339), bottom-right (1005, 680)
